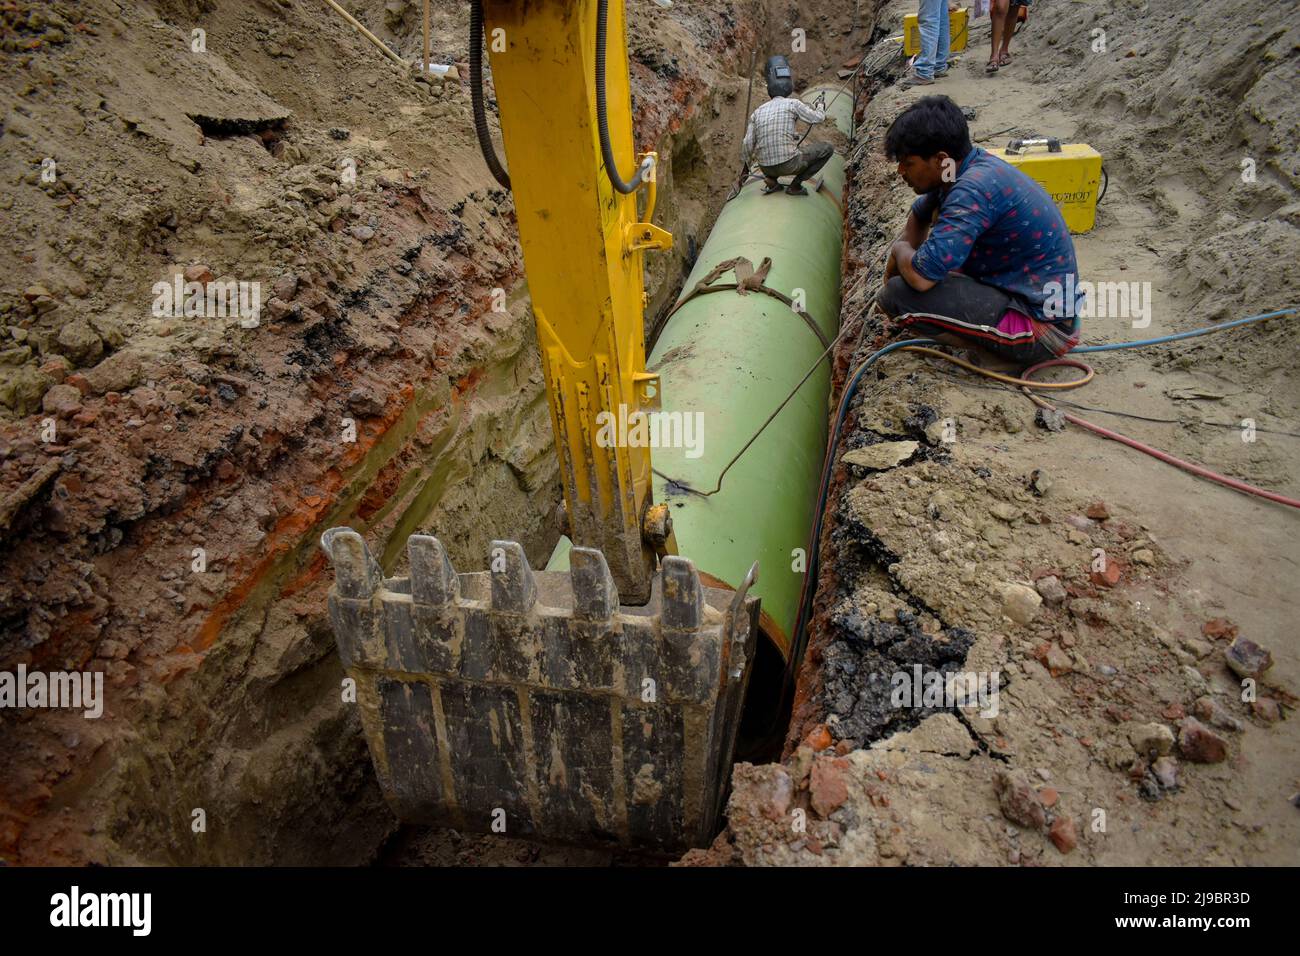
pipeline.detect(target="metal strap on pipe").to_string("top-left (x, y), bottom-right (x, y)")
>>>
top-left (650, 255), bottom-right (831, 352)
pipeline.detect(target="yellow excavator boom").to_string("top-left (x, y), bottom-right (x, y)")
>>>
top-left (481, 0), bottom-right (673, 603)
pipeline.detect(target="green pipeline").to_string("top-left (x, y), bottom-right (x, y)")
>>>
top-left (803, 84), bottom-right (856, 140)
top-left (547, 89), bottom-right (851, 653)
top-left (641, 88), bottom-right (850, 656)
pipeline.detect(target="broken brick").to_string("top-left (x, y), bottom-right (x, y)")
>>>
top-left (1085, 501), bottom-right (1111, 521)
top-left (809, 758), bottom-right (848, 817)
top-left (1049, 815), bottom-right (1078, 854)
top-left (995, 769), bottom-right (1046, 830)
top-left (1250, 699), bottom-right (1282, 723)
top-left (1178, 717), bottom-right (1228, 763)
top-left (1201, 618), bottom-right (1239, 641)
top-left (1090, 561), bottom-right (1122, 588)
top-left (804, 723), bottom-right (832, 752)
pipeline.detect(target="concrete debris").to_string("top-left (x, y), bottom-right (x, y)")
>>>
top-left (1191, 696), bottom-right (1245, 732)
top-left (1034, 574), bottom-right (1068, 606)
top-left (1128, 722), bottom-right (1175, 758)
top-left (998, 582), bottom-right (1042, 624)
top-left (843, 440), bottom-right (920, 471)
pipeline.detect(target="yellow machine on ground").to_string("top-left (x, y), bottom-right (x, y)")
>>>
top-left (989, 137), bottom-right (1104, 232)
top-left (902, 5), bottom-right (969, 57)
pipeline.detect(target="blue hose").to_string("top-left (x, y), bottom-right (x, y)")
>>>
top-left (789, 338), bottom-right (937, 664)
top-left (1070, 307), bottom-right (1296, 353)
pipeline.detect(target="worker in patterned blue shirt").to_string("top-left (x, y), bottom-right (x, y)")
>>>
top-left (878, 96), bottom-right (1083, 366)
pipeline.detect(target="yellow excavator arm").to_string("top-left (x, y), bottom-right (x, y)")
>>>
top-left (321, 0), bottom-right (762, 853)
top-left (475, 0), bottom-right (674, 603)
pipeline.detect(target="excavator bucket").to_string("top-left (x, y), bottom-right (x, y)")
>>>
top-left (321, 528), bottom-right (760, 853)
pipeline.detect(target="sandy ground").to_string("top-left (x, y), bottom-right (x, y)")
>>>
top-left (689, 0), bottom-right (1300, 867)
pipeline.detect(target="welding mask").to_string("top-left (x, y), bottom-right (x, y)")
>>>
top-left (764, 55), bottom-right (793, 97)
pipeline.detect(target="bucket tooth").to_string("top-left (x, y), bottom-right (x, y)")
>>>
top-left (321, 527), bottom-right (384, 669)
top-left (659, 555), bottom-right (717, 704)
top-left (726, 562), bottom-right (760, 679)
top-left (321, 527), bottom-right (382, 598)
top-left (660, 555), bottom-right (704, 631)
top-left (489, 540), bottom-right (537, 613)
top-left (570, 546), bottom-right (619, 621)
top-left (325, 532), bottom-right (763, 852)
top-left (408, 534), bottom-right (458, 606)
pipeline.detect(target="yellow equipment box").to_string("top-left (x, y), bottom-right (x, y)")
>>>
top-left (988, 138), bottom-right (1104, 233)
top-left (903, 6), bottom-right (969, 57)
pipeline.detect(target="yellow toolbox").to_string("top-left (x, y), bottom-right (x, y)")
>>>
top-left (988, 137), bottom-right (1104, 233)
top-left (903, 6), bottom-right (969, 56)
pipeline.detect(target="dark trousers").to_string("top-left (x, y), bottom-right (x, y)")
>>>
top-left (877, 273), bottom-right (1074, 364)
top-left (760, 141), bottom-right (834, 187)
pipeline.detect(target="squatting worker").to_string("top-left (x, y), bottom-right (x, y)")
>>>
top-left (879, 95), bottom-right (1082, 366)
top-left (742, 92), bottom-right (833, 196)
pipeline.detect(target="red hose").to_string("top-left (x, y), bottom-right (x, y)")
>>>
top-left (1022, 360), bottom-right (1300, 510)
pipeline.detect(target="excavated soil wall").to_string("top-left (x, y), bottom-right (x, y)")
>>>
top-left (0, 0), bottom-right (812, 864)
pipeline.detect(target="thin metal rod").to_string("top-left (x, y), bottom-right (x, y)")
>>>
top-left (322, 0), bottom-right (405, 66)
top-left (422, 0), bottom-right (430, 75)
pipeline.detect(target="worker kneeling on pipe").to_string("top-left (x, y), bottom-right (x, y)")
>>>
top-left (742, 57), bottom-right (833, 197)
top-left (879, 95), bottom-right (1082, 367)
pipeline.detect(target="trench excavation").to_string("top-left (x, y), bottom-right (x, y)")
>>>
top-left (5, 0), bottom-right (1297, 877)
top-left (0, 0), bottom-right (944, 866)
top-left (370, 60), bottom-right (870, 866)
top-left (326, 2), bottom-right (902, 862)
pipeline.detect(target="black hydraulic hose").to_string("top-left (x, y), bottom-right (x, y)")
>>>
top-left (470, 0), bottom-right (510, 190)
top-left (596, 0), bottom-right (645, 194)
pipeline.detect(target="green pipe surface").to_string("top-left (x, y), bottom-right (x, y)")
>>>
top-left (548, 88), bottom-right (850, 655)
top-left (803, 84), bottom-right (856, 140)
top-left (642, 89), bottom-right (848, 652)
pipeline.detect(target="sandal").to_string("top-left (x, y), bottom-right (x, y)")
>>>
top-left (997, 52), bottom-right (1012, 66)
top-left (762, 180), bottom-right (782, 194)
top-left (984, 59), bottom-right (999, 74)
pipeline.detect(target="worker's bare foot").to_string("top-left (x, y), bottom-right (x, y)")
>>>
top-left (785, 183), bottom-right (808, 196)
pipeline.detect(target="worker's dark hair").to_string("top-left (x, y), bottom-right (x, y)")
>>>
top-left (883, 95), bottom-right (972, 161)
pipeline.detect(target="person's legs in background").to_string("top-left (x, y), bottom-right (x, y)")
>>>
top-left (987, 0), bottom-right (1009, 72)
top-left (934, 2), bottom-right (952, 76)
top-left (997, 1), bottom-right (1020, 65)
top-left (913, 0), bottom-right (943, 81)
